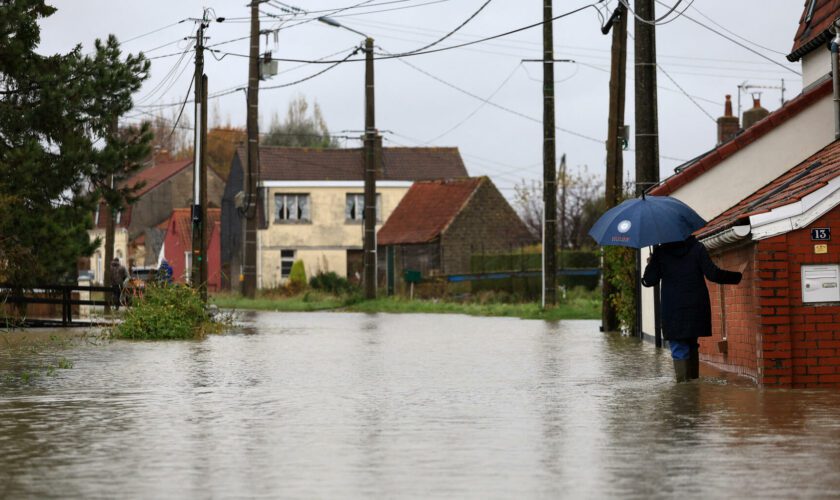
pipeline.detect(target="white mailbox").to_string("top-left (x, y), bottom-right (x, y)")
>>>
top-left (801, 264), bottom-right (840, 303)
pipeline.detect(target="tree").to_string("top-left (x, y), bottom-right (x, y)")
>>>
top-left (513, 161), bottom-right (605, 250)
top-left (0, 1), bottom-right (150, 286)
top-left (263, 95), bottom-right (339, 148)
top-left (206, 126), bottom-right (246, 181)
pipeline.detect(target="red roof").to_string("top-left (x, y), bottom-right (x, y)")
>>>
top-left (377, 177), bottom-right (484, 245)
top-left (167, 208), bottom-right (221, 249)
top-left (788, 0), bottom-right (840, 61)
top-left (650, 78), bottom-right (832, 197)
top-left (242, 146), bottom-right (468, 181)
top-left (699, 139), bottom-right (840, 238)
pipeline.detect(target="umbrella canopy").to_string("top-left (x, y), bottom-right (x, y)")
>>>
top-left (588, 195), bottom-right (706, 248)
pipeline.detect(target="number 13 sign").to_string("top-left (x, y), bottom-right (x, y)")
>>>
top-left (811, 228), bottom-right (831, 241)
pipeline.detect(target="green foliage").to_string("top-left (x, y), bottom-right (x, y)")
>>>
top-left (470, 250), bottom-right (599, 273)
top-left (309, 271), bottom-right (357, 295)
top-left (0, 2), bottom-right (151, 285)
top-left (262, 95), bottom-right (339, 148)
top-left (604, 246), bottom-right (637, 333)
top-left (289, 260), bottom-right (307, 290)
top-left (115, 284), bottom-right (215, 340)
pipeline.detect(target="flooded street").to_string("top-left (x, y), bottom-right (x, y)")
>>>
top-left (2, 312), bottom-right (840, 498)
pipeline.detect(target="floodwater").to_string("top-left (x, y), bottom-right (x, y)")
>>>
top-left (2, 313), bottom-right (840, 499)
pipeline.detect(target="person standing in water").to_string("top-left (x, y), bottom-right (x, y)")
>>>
top-left (642, 235), bottom-right (744, 382)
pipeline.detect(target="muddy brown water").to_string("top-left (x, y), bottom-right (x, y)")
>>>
top-left (2, 312), bottom-right (840, 498)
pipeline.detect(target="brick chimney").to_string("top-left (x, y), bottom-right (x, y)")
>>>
top-left (742, 96), bottom-right (770, 130)
top-left (717, 94), bottom-right (739, 145)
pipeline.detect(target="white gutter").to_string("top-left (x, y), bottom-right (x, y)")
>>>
top-left (700, 174), bottom-right (840, 249)
top-left (700, 224), bottom-right (751, 250)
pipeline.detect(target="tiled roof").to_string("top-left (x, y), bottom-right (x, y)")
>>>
top-left (168, 208), bottom-right (221, 249)
top-left (377, 177), bottom-right (484, 245)
top-left (788, 0), bottom-right (840, 61)
top-left (126, 158), bottom-right (193, 197)
top-left (241, 146), bottom-right (468, 181)
top-left (698, 139), bottom-right (840, 238)
top-left (650, 78), bottom-right (833, 197)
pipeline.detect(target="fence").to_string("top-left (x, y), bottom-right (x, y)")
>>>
top-left (1, 284), bottom-right (115, 327)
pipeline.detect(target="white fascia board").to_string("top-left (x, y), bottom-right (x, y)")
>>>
top-left (260, 180), bottom-right (414, 188)
top-left (749, 175), bottom-right (840, 240)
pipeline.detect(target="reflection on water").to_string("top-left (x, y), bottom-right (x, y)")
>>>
top-left (2, 313), bottom-right (840, 498)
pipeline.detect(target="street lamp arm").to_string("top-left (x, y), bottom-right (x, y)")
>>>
top-left (317, 16), bottom-right (369, 39)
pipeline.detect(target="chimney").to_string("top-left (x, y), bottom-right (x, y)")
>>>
top-left (716, 94), bottom-right (739, 145)
top-left (742, 96), bottom-right (770, 130)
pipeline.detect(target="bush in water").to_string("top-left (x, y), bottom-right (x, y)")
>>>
top-left (115, 284), bottom-right (217, 340)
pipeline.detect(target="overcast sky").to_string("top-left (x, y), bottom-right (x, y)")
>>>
top-left (37, 0), bottom-right (805, 196)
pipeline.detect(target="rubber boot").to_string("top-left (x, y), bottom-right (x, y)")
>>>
top-left (673, 359), bottom-right (689, 383)
top-left (688, 350), bottom-right (700, 380)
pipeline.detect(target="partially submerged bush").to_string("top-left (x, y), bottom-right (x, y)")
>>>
top-left (115, 284), bottom-right (220, 340)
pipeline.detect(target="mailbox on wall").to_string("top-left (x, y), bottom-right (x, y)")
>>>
top-left (801, 264), bottom-right (840, 303)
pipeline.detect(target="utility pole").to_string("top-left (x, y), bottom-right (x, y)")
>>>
top-left (199, 75), bottom-right (208, 300)
top-left (363, 36), bottom-right (377, 300)
top-left (602, 2), bottom-right (627, 333)
top-left (542, 0), bottom-right (557, 308)
top-left (242, 0), bottom-right (261, 298)
top-left (191, 15), bottom-right (208, 299)
top-left (559, 152), bottom-right (567, 262)
top-left (634, 0), bottom-right (660, 339)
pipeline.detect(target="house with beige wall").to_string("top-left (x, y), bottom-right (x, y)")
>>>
top-left (221, 145), bottom-right (468, 289)
top-left (640, 2), bottom-right (839, 343)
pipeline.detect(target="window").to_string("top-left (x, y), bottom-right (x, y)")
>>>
top-left (94, 205), bottom-right (100, 225)
top-left (184, 251), bottom-right (192, 283)
top-left (274, 194), bottom-right (310, 222)
top-left (115, 210), bottom-right (122, 225)
top-left (281, 250), bottom-right (295, 278)
top-left (345, 193), bottom-right (382, 222)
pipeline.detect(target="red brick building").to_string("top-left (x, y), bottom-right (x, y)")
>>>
top-left (161, 208), bottom-right (222, 291)
top-left (696, 142), bottom-right (840, 388)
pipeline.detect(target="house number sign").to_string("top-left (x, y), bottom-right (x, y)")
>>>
top-left (811, 228), bottom-right (831, 241)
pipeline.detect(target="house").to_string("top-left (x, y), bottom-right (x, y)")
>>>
top-left (88, 157), bottom-right (226, 283)
top-left (221, 145), bottom-right (468, 289)
top-left (694, 141), bottom-right (840, 387)
top-left (376, 177), bottom-right (535, 287)
top-left (161, 208), bottom-right (222, 291)
top-left (640, 0), bottom-right (840, 387)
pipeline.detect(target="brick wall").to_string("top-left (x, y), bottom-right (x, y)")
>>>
top-left (703, 243), bottom-right (760, 381)
top-left (440, 179), bottom-right (534, 275)
top-left (706, 207), bottom-right (840, 388)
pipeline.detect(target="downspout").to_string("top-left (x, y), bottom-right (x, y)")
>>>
top-left (832, 22), bottom-right (840, 139)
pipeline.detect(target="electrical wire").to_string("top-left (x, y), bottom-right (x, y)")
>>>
top-left (372, 0), bottom-right (494, 57)
top-left (618, 0), bottom-right (691, 26)
top-left (688, 4), bottom-right (788, 56)
top-left (164, 74), bottom-right (195, 145)
top-left (260, 47), bottom-right (361, 90)
top-left (119, 19), bottom-right (188, 45)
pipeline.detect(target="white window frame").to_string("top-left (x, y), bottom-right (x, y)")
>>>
top-left (184, 251), bottom-right (192, 283)
top-left (274, 193), bottom-right (311, 222)
top-left (345, 193), bottom-right (382, 222)
top-left (280, 249), bottom-right (295, 279)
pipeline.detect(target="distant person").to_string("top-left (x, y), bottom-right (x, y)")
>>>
top-left (110, 257), bottom-right (128, 310)
top-left (642, 236), bottom-right (744, 382)
top-left (157, 259), bottom-right (173, 285)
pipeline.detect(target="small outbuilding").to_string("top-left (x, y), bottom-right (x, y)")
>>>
top-left (161, 208), bottom-right (222, 291)
top-left (696, 140), bottom-right (840, 388)
top-left (376, 177), bottom-right (535, 287)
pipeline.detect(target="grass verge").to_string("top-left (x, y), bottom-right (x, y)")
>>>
top-left (211, 289), bottom-right (600, 321)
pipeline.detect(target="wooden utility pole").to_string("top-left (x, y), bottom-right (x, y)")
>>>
top-left (634, 0), bottom-right (660, 194)
top-left (363, 37), bottom-right (377, 299)
top-left (242, 0), bottom-right (261, 298)
top-left (542, 0), bottom-right (557, 308)
top-left (602, 3), bottom-right (627, 333)
top-left (634, 0), bottom-right (661, 339)
top-left (191, 17), bottom-right (207, 298)
top-left (199, 75), bottom-right (208, 300)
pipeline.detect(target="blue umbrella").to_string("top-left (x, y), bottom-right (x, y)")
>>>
top-left (588, 195), bottom-right (706, 248)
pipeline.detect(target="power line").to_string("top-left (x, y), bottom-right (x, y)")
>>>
top-left (618, 0), bottom-right (693, 26)
top-left (164, 74), bottom-right (196, 144)
top-left (688, 4), bottom-right (788, 56)
top-left (119, 19), bottom-right (188, 45)
top-left (651, 0), bottom-right (801, 76)
top-left (378, 0), bottom-right (494, 57)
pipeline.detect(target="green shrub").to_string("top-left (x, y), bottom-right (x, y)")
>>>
top-left (309, 271), bottom-right (356, 295)
top-left (115, 284), bottom-right (217, 340)
top-left (289, 260), bottom-right (307, 291)
top-left (604, 246), bottom-right (636, 333)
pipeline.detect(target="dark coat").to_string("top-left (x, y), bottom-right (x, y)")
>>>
top-left (110, 262), bottom-right (128, 288)
top-left (641, 236), bottom-right (741, 340)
